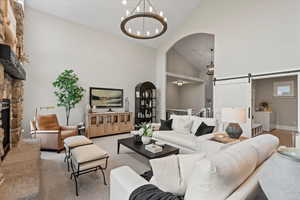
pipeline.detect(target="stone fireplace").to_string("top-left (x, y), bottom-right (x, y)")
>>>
top-left (0, 62), bottom-right (24, 159)
top-left (0, 0), bottom-right (26, 159)
top-left (0, 99), bottom-right (10, 159)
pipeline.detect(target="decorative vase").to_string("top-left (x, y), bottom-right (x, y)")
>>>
top-left (226, 123), bottom-right (243, 139)
top-left (125, 97), bottom-right (129, 112)
top-left (142, 136), bottom-right (152, 145)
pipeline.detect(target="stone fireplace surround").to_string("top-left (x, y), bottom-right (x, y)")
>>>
top-left (0, 63), bottom-right (24, 158)
top-left (0, 50), bottom-right (41, 199)
top-left (0, 1), bottom-right (40, 198)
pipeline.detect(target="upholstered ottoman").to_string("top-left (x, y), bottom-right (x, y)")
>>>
top-left (70, 144), bottom-right (109, 196)
top-left (64, 136), bottom-right (93, 171)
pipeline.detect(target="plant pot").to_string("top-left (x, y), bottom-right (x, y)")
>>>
top-left (142, 136), bottom-right (152, 145)
top-left (134, 135), bottom-right (142, 144)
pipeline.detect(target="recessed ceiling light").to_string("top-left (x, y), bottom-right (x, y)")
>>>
top-left (172, 80), bottom-right (189, 86)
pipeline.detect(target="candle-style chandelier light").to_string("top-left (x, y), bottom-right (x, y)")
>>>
top-left (120, 0), bottom-right (168, 39)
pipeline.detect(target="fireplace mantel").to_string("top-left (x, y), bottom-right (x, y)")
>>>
top-left (0, 44), bottom-right (26, 80)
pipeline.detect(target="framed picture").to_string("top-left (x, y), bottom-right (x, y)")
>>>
top-left (89, 87), bottom-right (124, 108)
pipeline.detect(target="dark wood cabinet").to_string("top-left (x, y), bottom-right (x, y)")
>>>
top-left (135, 81), bottom-right (157, 125)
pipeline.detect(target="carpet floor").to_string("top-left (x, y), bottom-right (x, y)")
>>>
top-left (40, 134), bottom-right (150, 200)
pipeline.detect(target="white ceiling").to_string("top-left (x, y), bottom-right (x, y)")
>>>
top-left (171, 33), bottom-right (214, 72)
top-left (25, 0), bottom-right (202, 48)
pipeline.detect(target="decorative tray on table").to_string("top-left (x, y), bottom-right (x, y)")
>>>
top-left (278, 146), bottom-right (300, 162)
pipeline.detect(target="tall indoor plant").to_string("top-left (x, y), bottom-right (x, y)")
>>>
top-left (53, 69), bottom-right (85, 125)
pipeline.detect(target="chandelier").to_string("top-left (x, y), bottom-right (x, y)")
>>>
top-left (120, 0), bottom-right (168, 39)
top-left (207, 49), bottom-right (215, 76)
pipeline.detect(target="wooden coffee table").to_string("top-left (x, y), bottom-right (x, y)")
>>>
top-left (117, 137), bottom-right (179, 160)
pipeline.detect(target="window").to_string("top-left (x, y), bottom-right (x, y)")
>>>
top-left (273, 81), bottom-right (294, 97)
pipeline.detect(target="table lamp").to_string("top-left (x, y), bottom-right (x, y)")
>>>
top-left (222, 108), bottom-right (246, 139)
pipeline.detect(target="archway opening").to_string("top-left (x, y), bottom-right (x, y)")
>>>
top-left (165, 33), bottom-right (215, 118)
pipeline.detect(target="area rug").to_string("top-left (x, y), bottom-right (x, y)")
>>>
top-left (40, 134), bottom-right (150, 200)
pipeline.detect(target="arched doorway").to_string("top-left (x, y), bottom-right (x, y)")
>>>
top-left (165, 33), bottom-right (215, 119)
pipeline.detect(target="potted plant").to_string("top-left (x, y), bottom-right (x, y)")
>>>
top-left (138, 123), bottom-right (153, 145)
top-left (53, 69), bottom-right (85, 125)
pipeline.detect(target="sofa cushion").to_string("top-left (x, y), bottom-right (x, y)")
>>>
top-left (150, 153), bottom-right (205, 196)
top-left (153, 131), bottom-right (199, 151)
top-left (195, 139), bottom-right (224, 156)
top-left (185, 142), bottom-right (258, 200)
top-left (71, 144), bottom-right (108, 164)
top-left (178, 154), bottom-right (206, 193)
top-left (64, 135), bottom-right (93, 149)
top-left (195, 122), bottom-right (215, 136)
top-left (160, 119), bottom-right (173, 131)
top-left (170, 116), bottom-right (193, 134)
top-left (150, 155), bottom-right (179, 194)
top-left (243, 134), bottom-right (279, 166)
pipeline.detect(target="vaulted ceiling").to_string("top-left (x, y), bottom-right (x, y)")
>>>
top-left (25, 0), bottom-right (202, 48)
top-left (172, 33), bottom-right (215, 72)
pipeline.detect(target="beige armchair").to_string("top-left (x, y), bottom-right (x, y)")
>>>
top-left (30, 114), bottom-right (78, 152)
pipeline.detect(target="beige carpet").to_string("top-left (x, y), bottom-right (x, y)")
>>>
top-left (40, 134), bottom-right (150, 200)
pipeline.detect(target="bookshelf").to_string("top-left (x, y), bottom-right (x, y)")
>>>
top-left (135, 81), bottom-right (157, 125)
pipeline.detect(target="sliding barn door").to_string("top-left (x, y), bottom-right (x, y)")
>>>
top-left (214, 78), bottom-right (252, 137)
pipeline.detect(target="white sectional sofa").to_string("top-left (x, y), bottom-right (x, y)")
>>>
top-left (152, 115), bottom-right (223, 154)
top-left (110, 134), bottom-right (279, 200)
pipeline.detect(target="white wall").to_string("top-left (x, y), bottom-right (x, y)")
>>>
top-left (156, 0), bottom-right (300, 119)
top-left (179, 84), bottom-right (205, 111)
top-left (23, 8), bottom-right (156, 132)
top-left (166, 81), bottom-right (204, 111)
top-left (167, 49), bottom-right (201, 78)
top-left (166, 81), bottom-right (180, 109)
top-left (166, 48), bottom-right (205, 111)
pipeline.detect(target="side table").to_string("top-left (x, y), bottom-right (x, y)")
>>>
top-left (77, 125), bottom-right (86, 136)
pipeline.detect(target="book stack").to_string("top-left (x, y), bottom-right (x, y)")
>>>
top-left (145, 144), bottom-right (163, 153)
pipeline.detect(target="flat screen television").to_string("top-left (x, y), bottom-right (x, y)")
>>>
top-left (90, 87), bottom-right (123, 108)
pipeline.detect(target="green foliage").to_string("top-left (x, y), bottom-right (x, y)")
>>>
top-left (53, 69), bottom-right (85, 125)
top-left (138, 123), bottom-right (153, 137)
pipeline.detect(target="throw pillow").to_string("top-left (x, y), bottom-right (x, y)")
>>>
top-left (195, 122), bottom-right (215, 136)
top-left (190, 116), bottom-right (216, 135)
top-left (159, 119), bottom-right (173, 131)
top-left (171, 117), bottom-right (193, 134)
top-left (150, 153), bottom-right (205, 196)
